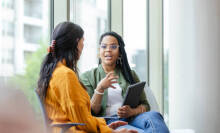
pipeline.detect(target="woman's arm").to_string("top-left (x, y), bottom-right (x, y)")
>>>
top-left (80, 71), bottom-right (118, 115)
top-left (59, 71), bottom-right (112, 133)
top-left (80, 72), bottom-right (103, 114)
top-left (90, 72), bottom-right (118, 114)
top-left (90, 85), bottom-right (104, 114)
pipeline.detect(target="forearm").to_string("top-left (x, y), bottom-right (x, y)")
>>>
top-left (90, 87), bottom-right (104, 114)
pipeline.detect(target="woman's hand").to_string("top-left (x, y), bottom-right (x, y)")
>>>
top-left (112, 128), bottom-right (138, 133)
top-left (96, 72), bottom-right (118, 92)
top-left (108, 121), bottom-right (138, 133)
top-left (108, 121), bottom-right (127, 129)
top-left (117, 105), bottom-right (135, 118)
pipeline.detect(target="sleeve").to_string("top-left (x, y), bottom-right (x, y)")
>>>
top-left (131, 70), bottom-right (151, 111)
top-left (79, 72), bottom-right (94, 98)
top-left (58, 71), bottom-right (112, 133)
top-left (80, 72), bottom-right (105, 116)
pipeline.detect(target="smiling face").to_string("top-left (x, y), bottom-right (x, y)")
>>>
top-left (99, 35), bottom-right (120, 67)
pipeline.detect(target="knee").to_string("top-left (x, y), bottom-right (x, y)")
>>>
top-left (140, 111), bottom-right (164, 120)
top-left (138, 112), bottom-right (169, 132)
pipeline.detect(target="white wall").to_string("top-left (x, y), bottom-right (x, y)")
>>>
top-left (166, 0), bottom-right (220, 132)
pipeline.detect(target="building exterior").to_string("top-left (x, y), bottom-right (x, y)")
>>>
top-left (0, 0), bottom-right (49, 84)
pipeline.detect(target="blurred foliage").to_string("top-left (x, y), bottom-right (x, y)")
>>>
top-left (11, 42), bottom-right (48, 113)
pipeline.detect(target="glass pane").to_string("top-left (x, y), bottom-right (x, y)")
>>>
top-left (24, 24), bottom-right (43, 44)
top-left (163, 0), bottom-right (169, 126)
top-left (0, 0), bottom-right (50, 110)
top-left (70, 0), bottom-right (109, 73)
top-left (123, 0), bottom-right (148, 81)
top-left (24, 0), bottom-right (43, 19)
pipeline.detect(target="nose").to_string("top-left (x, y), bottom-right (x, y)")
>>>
top-left (104, 46), bottom-right (112, 51)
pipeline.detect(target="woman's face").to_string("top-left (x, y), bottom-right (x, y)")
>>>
top-left (99, 35), bottom-right (120, 66)
top-left (77, 37), bottom-right (84, 58)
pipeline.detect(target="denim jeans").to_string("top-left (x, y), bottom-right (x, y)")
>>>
top-left (105, 111), bottom-right (170, 133)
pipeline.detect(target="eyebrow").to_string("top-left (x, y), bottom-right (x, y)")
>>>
top-left (101, 43), bottom-right (118, 45)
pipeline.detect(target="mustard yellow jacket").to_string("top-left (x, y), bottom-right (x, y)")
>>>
top-left (45, 61), bottom-right (112, 133)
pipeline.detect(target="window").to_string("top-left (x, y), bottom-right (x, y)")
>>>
top-left (7, 0), bottom-right (15, 9)
top-left (24, 51), bottom-right (32, 63)
top-left (0, 0), bottom-right (50, 96)
top-left (123, 0), bottom-right (148, 81)
top-left (1, 49), bottom-right (14, 64)
top-left (163, 0), bottom-right (169, 125)
top-left (163, 39), bottom-right (169, 125)
top-left (70, 0), bottom-right (109, 72)
top-left (24, 0), bottom-right (43, 19)
top-left (1, 21), bottom-right (15, 37)
top-left (1, 0), bottom-right (15, 9)
top-left (24, 24), bottom-right (43, 44)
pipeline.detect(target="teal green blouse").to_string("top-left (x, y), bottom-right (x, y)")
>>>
top-left (80, 64), bottom-right (150, 117)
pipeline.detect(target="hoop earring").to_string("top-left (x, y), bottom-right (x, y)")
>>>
top-left (98, 58), bottom-right (102, 64)
top-left (117, 57), bottom-right (122, 66)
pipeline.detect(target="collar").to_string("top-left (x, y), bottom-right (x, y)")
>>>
top-left (98, 64), bottom-right (120, 77)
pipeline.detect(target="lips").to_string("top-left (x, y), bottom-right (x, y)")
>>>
top-left (105, 55), bottom-right (112, 60)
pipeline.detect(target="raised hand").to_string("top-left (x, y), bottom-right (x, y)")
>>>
top-left (97, 72), bottom-right (118, 92)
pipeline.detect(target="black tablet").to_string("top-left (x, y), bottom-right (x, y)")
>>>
top-left (122, 81), bottom-right (146, 108)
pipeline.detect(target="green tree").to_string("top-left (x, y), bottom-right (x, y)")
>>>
top-left (11, 42), bottom-right (47, 112)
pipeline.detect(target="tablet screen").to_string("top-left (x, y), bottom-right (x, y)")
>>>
top-left (122, 81), bottom-right (146, 108)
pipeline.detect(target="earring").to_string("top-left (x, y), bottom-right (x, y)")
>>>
top-left (98, 58), bottom-right (102, 64)
top-left (117, 57), bottom-right (122, 66)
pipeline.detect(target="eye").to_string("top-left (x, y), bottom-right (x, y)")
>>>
top-left (110, 45), bottom-right (119, 49)
top-left (100, 44), bottom-right (107, 49)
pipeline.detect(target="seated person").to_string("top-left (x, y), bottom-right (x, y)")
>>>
top-left (37, 22), bottom-right (137, 133)
top-left (80, 31), bottom-right (170, 133)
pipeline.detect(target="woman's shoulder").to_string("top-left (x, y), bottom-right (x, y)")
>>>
top-left (130, 69), bottom-right (140, 82)
top-left (53, 63), bottom-right (77, 79)
top-left (80, 66), bottom-right (100, 79)
top-left (130, 69), bottom-right (137, 75)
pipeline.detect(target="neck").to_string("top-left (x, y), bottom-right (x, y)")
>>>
top-left (101, 63), bottom-right (116, 73)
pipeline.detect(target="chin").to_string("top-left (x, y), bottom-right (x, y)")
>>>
top-left (103, 61), bottom-right (116, 66)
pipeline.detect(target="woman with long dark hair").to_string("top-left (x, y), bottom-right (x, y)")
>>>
top-left (37, 22), bottom-right (137, 133)
top-left (80, 31), bottom-right (169, 133)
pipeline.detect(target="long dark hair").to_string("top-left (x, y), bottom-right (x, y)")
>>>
top-left (99, 31), bottom-right (136, 84)
top-left (37, 22), bottom-right (84, 101)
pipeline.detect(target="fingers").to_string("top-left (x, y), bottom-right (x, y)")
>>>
top-left (117, 128), bottom-right (138, 133)
top-left (108, 121), bottom-right (128, 129)
top-left (110, 80), bottom-right (118, 84)
top-left (118, 113), bottom-right (126, 118)
top-left (117, 110), bottom-right (126, 118)
top-left (114, 121), bottom-right (128, 127)
top-left (99, 72), bottom-right (120, 90)
top-left (98, 72), bottom-right (118, 89)
top-left (108, 76), bottom-right (118, 81)
top-left (128, 129), bottom-right (138, 133)
top-left (117, 106), bottom-right (132, 118)
top-left (119, 105), bottom-right (129, 111)
top-left (110, 85), bottom-right (116, 89)
top-left (118, 109), bottom-right (126, 114)
top-left (106, 72), bottom-right (118, 79)
top-left (106, 72), bottom-right (115, 78)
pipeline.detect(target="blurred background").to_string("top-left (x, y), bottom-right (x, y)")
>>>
top-left (0, 0), bottom-right (220, 133)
